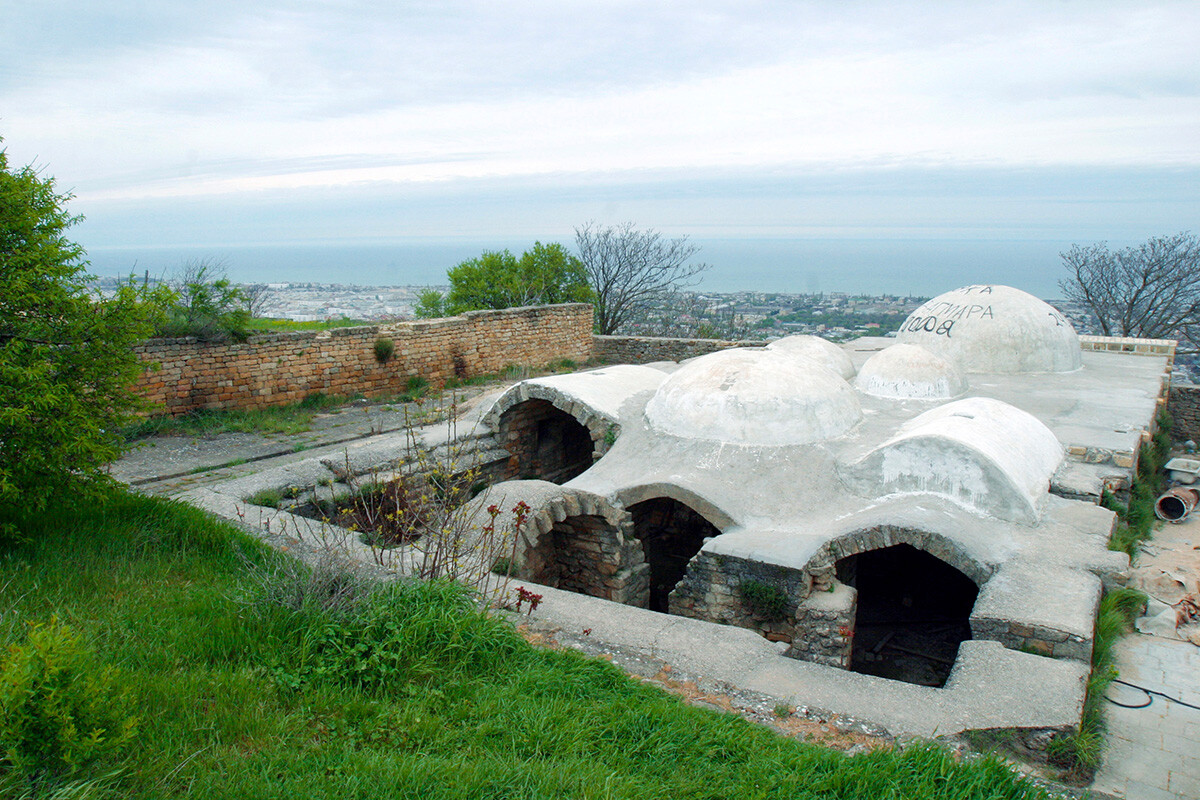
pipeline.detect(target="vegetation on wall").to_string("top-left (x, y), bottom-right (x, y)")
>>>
top-left (1104, 407), bottom-right (1173, 558)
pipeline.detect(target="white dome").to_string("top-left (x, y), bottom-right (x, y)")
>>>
top-left (855, 344), bottom-right (967, 400)
top-left (644, 348), bottom-right (862, 445)
top-left (766, 335), bottom-right (856, 379)
top-left (896, 285), bottom-right (1081, 374)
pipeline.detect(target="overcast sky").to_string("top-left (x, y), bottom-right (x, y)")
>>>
top-left (1, 1), bottom-right (1197, 260)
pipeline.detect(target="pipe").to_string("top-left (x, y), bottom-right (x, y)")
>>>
top-left (1155, 487), bottom-right (1200, 523)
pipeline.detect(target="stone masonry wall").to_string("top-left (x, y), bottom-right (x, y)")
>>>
top-left (1169, 385), bottom-right (1200, 443)
top-left (970, 617), bottom-right (1092, 662)
top-left (525, 515), bottom-right (650, 607)
top-left (670, 551), bottom-right (810, 644)
top-left (593, 335), bottom-right (764, 364)
top-left (134, 304), bottom-right (593, 415)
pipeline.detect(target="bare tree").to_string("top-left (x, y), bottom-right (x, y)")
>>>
top-left (574, 222), bottom-right (711, 335)
top-left (241, 283), bottom-right (274, 318)
top-left (1059, 232), bottom-right (1200, 352)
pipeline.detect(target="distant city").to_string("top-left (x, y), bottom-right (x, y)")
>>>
top-left (91, 276), bottom-right (1199, 384)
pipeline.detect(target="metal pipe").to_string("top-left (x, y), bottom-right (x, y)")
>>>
top-left (1155, 487), bottom-right (1200, 522)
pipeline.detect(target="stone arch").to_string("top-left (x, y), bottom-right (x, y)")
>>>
top-left (615, 482), bottom-right (735, 532)
top-left (804, 526), bottom-right (992, 688)
top-left (488, 384), bottom-right (617, 484)
top-left (516, 488), bottom-right (650, 607)
top-left (805, 525), bottom-right (994, 587)
top-left (623, 494), bottom-right (726, 613)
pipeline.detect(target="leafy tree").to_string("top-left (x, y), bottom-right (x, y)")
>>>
top-left (440, 242), bottom-right (592, 316)
top-left (155, 259), bottom-right (251, 341)
top-left (1060, 232), bottom-right (1200, 352)
top-left (413, 288), bottom-right (447, 319)
top-left (0, 142), bottom-right (157, 533)
top-left (574, 222), bottom-right (710, 335)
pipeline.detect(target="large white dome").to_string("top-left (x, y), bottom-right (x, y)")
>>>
top-left (766, 335), bottom-right (856, 379)
top-left (896, 285), bottom-right (1081, 374)
top-left (855, 343), bottom-right (967, 400)
top-left (644, 348), bottom-right (862, 445)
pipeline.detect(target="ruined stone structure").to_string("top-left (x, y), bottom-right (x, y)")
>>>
top-left (463, 284), bottom-right (1172, 695)
top-left (188, 284), bottom-right (1175, 739)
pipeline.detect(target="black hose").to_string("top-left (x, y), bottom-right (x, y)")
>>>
top-left (1106, 678), bottom-right (1200, 711)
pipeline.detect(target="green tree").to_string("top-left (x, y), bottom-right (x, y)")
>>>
top-left (441, 242), bottom-right (592, 315)
top-left (0, 142), bottom-right (157, 533)
top-left (156, 259), bottom-right (251, 341)
top-left (413, 288), bottom-right (446, 319)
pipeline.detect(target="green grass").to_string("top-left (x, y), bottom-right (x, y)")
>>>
top-left (247, 317), bottom-right (377, 332)
top-left (1105, 407), bottom-right (1173, 559)
top-left (123, 393), bottom-right (346, 440)
top-left (1044, 588), bottom-right (1147, 780)
top-left (0, 489), bottom-right (1053, 799)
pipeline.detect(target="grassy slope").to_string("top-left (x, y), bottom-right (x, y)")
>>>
top-left (0, 490), bottom-right (1050, 800)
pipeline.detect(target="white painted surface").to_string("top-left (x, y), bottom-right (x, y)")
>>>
top-left (896, 284), bottom-right (1082, 374)
top-left (854, 343), bottom-right (967, 400)
top-left (644, 348), bottom-right (863, 445)
top-left (767, 334), bottom-right (857, 379)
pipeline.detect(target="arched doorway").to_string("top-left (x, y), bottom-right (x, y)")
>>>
top-left (836, 543), bottom-right (979, 687)
top-left (628, 497), bottom-right (721, 613)
top-left (497, 399), bottom-right (595, 484)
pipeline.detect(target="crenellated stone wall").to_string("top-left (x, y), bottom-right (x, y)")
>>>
top-left (134, 304), bottom-right (593, 415)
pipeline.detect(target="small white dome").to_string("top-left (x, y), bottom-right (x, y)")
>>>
top-left (896, 285), bottom-right (1081, 374)
top-left (855, 344), bottom-right (967, 400)
top-left (766, 335), bottom-right (857, 379)
top-left (644, 348), bottom-right (862, 445)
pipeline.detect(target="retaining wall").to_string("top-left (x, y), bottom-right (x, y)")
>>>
top-left (593, 334), bottom-right (764, 364)
top-left (135, 304), bottom-right (593, 415)
top-left (1170, 385), bottom-right (1200, 443)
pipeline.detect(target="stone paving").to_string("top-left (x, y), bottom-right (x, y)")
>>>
top-left (1092, 635), bottom-right (1200, 799)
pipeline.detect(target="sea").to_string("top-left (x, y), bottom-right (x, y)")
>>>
top-left (84, 237), bottom-right (1084, 300)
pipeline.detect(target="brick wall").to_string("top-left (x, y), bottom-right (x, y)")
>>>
top-left (135, 304), bottom-right (593, 415)
top-left (592, 335), bottom-right (764, 364)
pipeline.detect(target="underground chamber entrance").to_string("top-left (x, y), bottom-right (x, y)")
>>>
top-left (498, 399), bottom-right (595, 484)
top-left (629, 498), bottom-right (720, 612)
top-left (836, 543), bottom-right (979, 687)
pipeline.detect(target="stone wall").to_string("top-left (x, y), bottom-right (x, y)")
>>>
top-left (523, 514), bottom-right (650, 607)
top-left (496, 399), bottom-right (598, 484)
top-left (593, 335), bottom-right (764, 364)
top-left (670, 551), bottom-right (811, 643)
top-left (969, 617), bottom-right (1092, 662)
top-left (134, 304), bottom-right (593, 415)
top-left (787, 584), bottom-right (857, 669)
top-left (1169, 385), bottom-right (1200, 443)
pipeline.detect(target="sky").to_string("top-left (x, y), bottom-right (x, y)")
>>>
top-left (1, 1), bottom-right (1198, 289)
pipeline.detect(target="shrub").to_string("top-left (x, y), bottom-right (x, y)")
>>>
top-left (400, 375), bottom-right (429, 402)
top-left (0, 619), bottom-right (137, 789)
top-left (739, 579), bottom-right (789, 622)
top-left (154, 260), bottom-right (251, 341)
top-left (373, 337), bottom-right (394, 364)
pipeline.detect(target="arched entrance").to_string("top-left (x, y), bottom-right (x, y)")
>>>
top-left (836, 543), bottom-right (979, 687)
top-left (497, 399), bottom-right (595, 484)
top-left (628, 497), bottom-right (721, 612)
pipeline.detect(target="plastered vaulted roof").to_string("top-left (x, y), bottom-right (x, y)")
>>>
top-left (897, 285), bottom-right (1082, 374)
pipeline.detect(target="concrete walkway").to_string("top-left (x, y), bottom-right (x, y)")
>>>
top-left (1092, 635), bottom-right (1200, 799)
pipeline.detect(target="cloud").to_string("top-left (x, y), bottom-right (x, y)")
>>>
top-left (3, 1), bottom-right (1198, 237)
